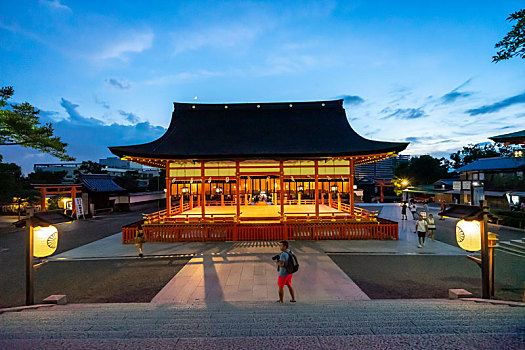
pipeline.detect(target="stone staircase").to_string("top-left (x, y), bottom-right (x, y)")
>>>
top-left (497, 238), bottom-right (525, 258)
top-left (1, 300), bottom-right (524, 349)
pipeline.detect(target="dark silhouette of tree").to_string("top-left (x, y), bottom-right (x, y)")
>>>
top-left (0, 156), bottom-right (39, 204)
top-left (448, 143), bottom-right (514, 169)
top-left (27, 169), bottom-right (67, 184)
top-left (77, 161), bottom-right (106, 174)
top-left (394, 155), bottom-right (449, 186)
top-left (0, 86), bottom-right (74, 161)
top-left (493, 9), bottom-right (525, 62)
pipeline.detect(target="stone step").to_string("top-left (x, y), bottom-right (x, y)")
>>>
top-left (1, 301), bottom-right (524, 339)
top-left (497, 242), bottom-right (525, 258)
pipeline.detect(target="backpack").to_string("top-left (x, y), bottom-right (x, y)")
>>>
top-left (285, 250), bottom-right (299, 274)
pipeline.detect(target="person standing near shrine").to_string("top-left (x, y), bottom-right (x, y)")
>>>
top-left (401, 202), bottom-right (408, 220)
top-left (440, 200), bottom-right (446, 220)
top-left (415, 215), bottom-right (428, 248)
top-left (275, 241), bottom-right (296, 303)
top-left (135, 225), bottom-right (145, 258)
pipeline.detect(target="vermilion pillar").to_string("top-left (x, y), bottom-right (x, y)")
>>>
top-left (280, 160), bottom-right (285, 220)
top-left (236, 161), bottom-right (241, 220)
top-left (166, 161), bottom-right (172, 217)
top-left (201, 162), bottom-right (206, 219)
top-left (40, 188), bottom-right (47, 212)
top-left (314, 160), bottom-right (319, 217)
top-left (349, 159), bottom-right (355, 215)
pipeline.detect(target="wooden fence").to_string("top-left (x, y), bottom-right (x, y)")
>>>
top-left (122, 217), bottom-right (398, 244)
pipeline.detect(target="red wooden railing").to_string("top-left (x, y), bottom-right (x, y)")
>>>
top-left (122, 217), bottom-right (398, 244)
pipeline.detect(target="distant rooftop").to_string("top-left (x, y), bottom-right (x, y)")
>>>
top-left (489, 129), bottom-right (525, 145)
top-left (457, 157), bottom-right (525, 172)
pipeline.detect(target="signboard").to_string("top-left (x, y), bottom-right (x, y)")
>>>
top-left (453, 181), bottom-right (461, 191)
top-left (74, 197), bottom-right (85, 219)
top-left (462, 181), bottom-right (471, 190)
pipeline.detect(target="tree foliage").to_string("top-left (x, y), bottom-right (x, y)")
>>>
top-left (27, 170), bottom-right (67, 184)
top-left (493, 9), bottom-right (525, 62)
top-left (0, 160), bottom-right (39, 204)
top-left (394, 155), bottom-right (448, 186)
top-left (447, 143), bottom-right (514, 169)
top-left (114, 170), bottom-right (141, 192)
top-left (0, 86), bottom-right (74, 161)
top-left (77, 161), bottom-right (106, 174)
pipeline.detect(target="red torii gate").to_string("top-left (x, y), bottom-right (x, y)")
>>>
top-left (33, 184), bottom-right (82, 213)
top-left (374, 179), bottom-right (393, 203)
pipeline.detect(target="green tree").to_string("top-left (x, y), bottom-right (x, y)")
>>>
top-left (27, 169), bottom-right (67, 184)
top-left (394, 155), bottom-right (448, 186)
top-left (114, 170), bottom-right (141, 192)
top-left (493, 9), bottom-right (525, 62)
top-left (448, 143), bottom-right (514, 169)
top-left (77, 161), bottom-right (106, 174)
top-left (0, 86), bottom-right (74, 161)
top-left (0, 156), bottom-right (39, 204)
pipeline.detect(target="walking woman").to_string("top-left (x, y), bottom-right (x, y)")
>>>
top-left (415, 216), bottom-right (427, 248)
top-left (135, 225), bottom-right (145, 258)
top-left (427, 214), bottom-right (436, 242)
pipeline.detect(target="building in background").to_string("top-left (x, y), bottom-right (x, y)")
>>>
top-left (33, 163), bottom-right (82, 182)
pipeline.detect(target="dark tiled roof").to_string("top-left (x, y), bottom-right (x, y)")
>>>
top-left (457, 157), bottom-right (525, 172)
top-left (109, 100), bottom-right (408, 160)
top-left (79, 174), bottom-right (125, 192)
top-left (490, 129), bottom-right (525, 144)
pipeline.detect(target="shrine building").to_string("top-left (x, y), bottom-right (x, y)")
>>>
top-left (109, 99), bottom-right (408, 243)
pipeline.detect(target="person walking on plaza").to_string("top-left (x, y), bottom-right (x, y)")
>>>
top-left (409, 201), bottom-right (418, 220)
top-left (275, 240), bottom-right (296, 303)
top-left (439, 200), bottom-right (446, 220)
top-left (424, 201), bottom-right (429, 215)
top-left (135, 225), bottom-right (145, 258)
top-left (401, 202), bottom-right (408, 220)
top-left (415, 215), bottom-right (428, 248)
top-left (426, 214), bottom-right (436, 242)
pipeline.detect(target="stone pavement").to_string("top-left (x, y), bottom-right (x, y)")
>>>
top-left (1, 300), bottom-right (524, 349)
top-left (44, 203), bottom-right (468, 304)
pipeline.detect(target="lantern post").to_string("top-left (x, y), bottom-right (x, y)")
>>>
top-left (25, 217), bottom-right (34, 305)
top-left (441, 202), bottom-right (496, 299)
top-left (25, 218), bottom-right (60, 305)
top-left (480, 201), bottom-right (490, 299)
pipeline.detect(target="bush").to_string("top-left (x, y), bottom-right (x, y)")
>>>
top-left (490, 209), bottom-right (525, 229)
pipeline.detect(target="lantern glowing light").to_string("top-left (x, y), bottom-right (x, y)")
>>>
top-left (456, 220), bottom-right (481, 252)
top-left (33, 225), bottom-right (58, 257)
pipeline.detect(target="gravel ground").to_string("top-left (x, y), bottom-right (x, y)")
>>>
top-left (32, 258), bottom-right (190, 303)
top-left (329, 253), bottom-right (524, 301)
top-left (0, 210), bottom-right (168, 307)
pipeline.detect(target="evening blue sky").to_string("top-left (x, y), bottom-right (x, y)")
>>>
top-left (1, 0), bottom-right (524, 173)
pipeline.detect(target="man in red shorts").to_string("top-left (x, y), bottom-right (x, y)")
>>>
top-left (276, 240), bottom-right (296, 303)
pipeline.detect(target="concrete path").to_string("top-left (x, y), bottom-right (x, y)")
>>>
top-left (152, 249), bottom-right (369, 303)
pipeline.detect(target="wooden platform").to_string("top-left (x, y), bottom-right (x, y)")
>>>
top-left (173, 204), bottom-right (346, 221)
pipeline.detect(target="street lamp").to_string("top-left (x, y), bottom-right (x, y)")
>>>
top-left (441, 201), bottom-right (498, 299)
top-left (25, 220), bottom-right (60, 305)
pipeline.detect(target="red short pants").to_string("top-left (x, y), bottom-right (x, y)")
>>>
top-left (277, 274), bottom-right (293, 288)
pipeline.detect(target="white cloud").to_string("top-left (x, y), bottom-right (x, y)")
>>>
top-left (39, 0), bottom-right (72, 13)
top-left (172, 25), bottom-right (259, 55)
top-left (97, 31), bottom-right (154, 60)
top-left (144, 70), bottom-right (222, 86)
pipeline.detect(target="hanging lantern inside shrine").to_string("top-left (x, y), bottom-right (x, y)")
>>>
top-left (456, 220), bottom-right (481, 252)
top-left (33, 225), bottom-right (58, 257)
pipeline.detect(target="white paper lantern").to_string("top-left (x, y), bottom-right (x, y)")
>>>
top-left (33, 226), bottom-right (58, 257)
top-left (456, 220), bottom-right (481, 252)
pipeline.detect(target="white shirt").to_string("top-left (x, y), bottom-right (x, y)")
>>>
top-left (416, 220), bottom-right (427, 232)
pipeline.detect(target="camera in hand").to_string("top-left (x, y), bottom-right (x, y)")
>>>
top-left (272, 254), bottom-right (280, 261)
